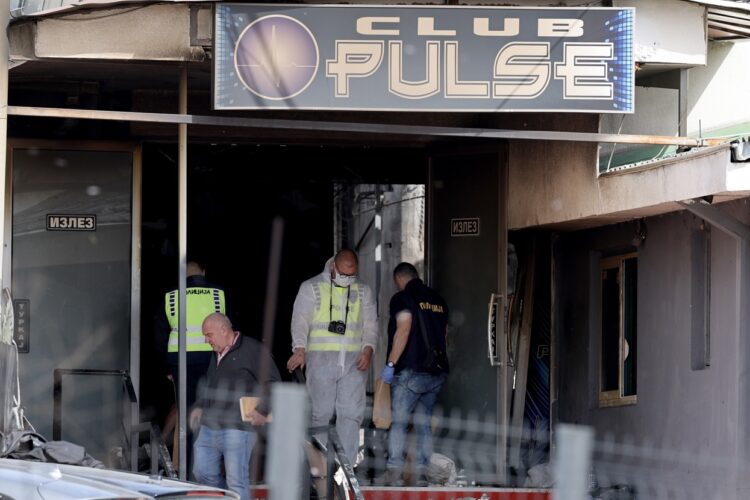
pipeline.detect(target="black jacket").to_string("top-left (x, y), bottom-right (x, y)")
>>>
top-left (197, 334), bottom-right (281, 430)
top-left (387, 278), bottom-right (450, 374)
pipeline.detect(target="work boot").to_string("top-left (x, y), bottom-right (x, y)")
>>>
top-left (373, 468), bottom-right (404, 487)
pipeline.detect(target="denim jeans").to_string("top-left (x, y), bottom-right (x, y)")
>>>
top-left (387, 369), bottom-right (446, 471)
top-left (193, 425), bottom-right (256, 500)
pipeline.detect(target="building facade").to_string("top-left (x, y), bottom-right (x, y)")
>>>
top-left (2, 0), bottom-right (750, 495)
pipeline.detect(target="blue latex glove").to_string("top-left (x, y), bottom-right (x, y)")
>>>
top-left (381, 364), bottom-right (395, 384)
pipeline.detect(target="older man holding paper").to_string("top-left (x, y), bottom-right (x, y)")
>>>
top-left (190, 313), bottom-right (281, 500)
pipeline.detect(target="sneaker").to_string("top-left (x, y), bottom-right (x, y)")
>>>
top-left (373, 468), bottom-right (404, 487)
top-left (415, 472), bottom-right (430, 487)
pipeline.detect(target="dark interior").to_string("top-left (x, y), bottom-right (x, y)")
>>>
top-left (138, 142), bottom-right (428, 424)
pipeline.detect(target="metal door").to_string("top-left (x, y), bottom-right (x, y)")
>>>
top-left (428, 146), bottom-right (509, 484)
top-left (8, 145), bottom-right (137, 463)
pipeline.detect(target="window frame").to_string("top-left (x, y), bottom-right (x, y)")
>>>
top-left (599, 252), bottom-right (638, 408)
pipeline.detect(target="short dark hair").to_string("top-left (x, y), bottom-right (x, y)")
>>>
top-left (186, 256), bottom-right (206, 271)
top-left (393, 262), bottom-right (419, 280)
top-left (187, 259), bottom-right (205, 271)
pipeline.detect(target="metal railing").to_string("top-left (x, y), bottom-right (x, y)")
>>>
top-left (52, 368), bottom-right (174, 476)
top-left (307, 424), bottom-right (365, 500)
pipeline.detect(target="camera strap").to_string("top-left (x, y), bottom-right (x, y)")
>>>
top-left (329, 279), bottom-right (351, 326)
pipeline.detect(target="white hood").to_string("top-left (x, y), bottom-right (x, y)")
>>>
top-left (321, 256), bottom-right (335, 279)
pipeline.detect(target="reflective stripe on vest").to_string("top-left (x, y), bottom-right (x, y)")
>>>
top-left (166, 287), bottom-right (226, 352)
top-left (307, 282), bottom-right (362, 352)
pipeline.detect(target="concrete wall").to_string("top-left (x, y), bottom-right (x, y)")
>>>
top-left (599, 86), bottom-right (678, 168)
top-left (600, 87), bottom-right (678, 138)
top-left (556, 200), bottom-right (750, 496)
top-left (10, 3), bottom-right (205, 62)
top-left (688, 40), bottom-right (750, 136)
top-left (614, 0), bottom-right (706, 66)
top-left (504, 5), bottom-right (750, 230)
top-left (508, 113), bottom-right (599, 229)
top-left (507, 113), bottom-right (748, 230)
top-left (506, 33), bottom-right (750, 230)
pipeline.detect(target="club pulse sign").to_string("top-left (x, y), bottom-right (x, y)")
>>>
top-left (214, 4), bottom-right (634, 113)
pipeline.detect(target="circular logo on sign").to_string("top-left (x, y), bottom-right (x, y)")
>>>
top-left (234, 15), bottom-right (319, 101)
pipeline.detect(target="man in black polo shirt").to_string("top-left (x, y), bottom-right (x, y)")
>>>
top-left (375, 262), bottom-right (449, 487)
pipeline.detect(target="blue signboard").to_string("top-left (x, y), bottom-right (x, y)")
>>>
top-left (214, 4), bottom-right (634, 113)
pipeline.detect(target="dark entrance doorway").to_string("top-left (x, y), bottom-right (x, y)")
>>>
top-left (138, 143), bottom-right (429, 425)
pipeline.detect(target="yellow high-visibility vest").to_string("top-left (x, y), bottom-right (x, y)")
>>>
top-left (166, 287), bottom-right (226, 352)
top-left (307, 282), bottom-right (362, 352)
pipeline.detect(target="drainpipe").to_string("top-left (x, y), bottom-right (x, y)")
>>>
top-left (678, 69), bottom-right (688, 138)
top-left (0, 0), bottom-right (9, 288)
top-left (177, 64), bottom-right (188, 480)
top-left (678, 198), bottom-right (750, 495)
top-left (374, 183), bottom-right (382, 310)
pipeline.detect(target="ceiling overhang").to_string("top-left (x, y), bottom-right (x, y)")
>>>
top-left (686, 0), bottom-right (750, 40)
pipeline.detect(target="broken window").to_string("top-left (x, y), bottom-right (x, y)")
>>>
top-left (599, 253), bottom-right (637, 407)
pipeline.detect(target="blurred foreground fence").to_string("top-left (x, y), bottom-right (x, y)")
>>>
top-left (0, 288), bottom-right (22, 455)
top-left (259, 393), bottom-right (750, 500)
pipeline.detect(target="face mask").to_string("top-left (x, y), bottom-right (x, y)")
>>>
top-left (333, 273), bottom-right (355, 288)
top-left (332, 263), bottom-right (356, 287)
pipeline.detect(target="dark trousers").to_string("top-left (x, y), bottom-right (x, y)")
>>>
top-left (168, 354), bottom-right (211, 475)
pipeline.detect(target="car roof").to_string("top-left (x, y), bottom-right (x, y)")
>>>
top-left (0, 458), bottom-right (239, 499)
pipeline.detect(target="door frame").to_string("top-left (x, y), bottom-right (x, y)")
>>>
top-left (3, 139), bottom-right (143, 409)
